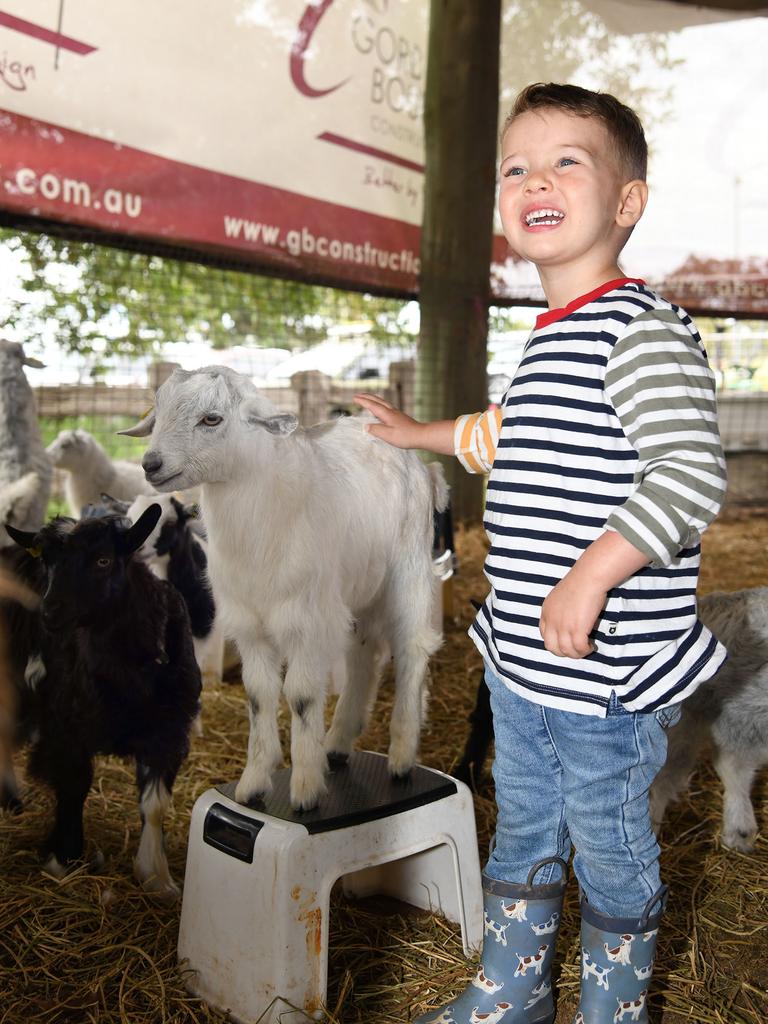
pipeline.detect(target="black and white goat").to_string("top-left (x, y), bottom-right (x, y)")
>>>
top-left (4, 506), bottom-right (201, 897)
top-left (126, 493), bottom-right (224, 690)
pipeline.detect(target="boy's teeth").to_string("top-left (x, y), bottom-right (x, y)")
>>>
top-left (525, 208), bottom-right (564, 225)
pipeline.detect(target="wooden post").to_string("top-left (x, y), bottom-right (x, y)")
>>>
top-left (149, 361), bottom-right (181, 390)
top-left (419, 1), bottom-right (501, 523)
top-left (290, 370), bottom-right (332, 426)
top-left (388, 360), bottom-right (416, 417)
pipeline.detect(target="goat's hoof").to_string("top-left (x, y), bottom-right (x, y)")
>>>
top-left (389, 766), bottom-right (413, 785)
top-left (140, 874), bottom-right (180, 903)
top-left (722, 829), bottom-right (757, 853)
top-left (326, 750), bottom-right (350, 768)
top-left (41, 853), bottom-right (71, 879)
top-left (289, 774), bottom-right (326, 813)
top-left (235, 768), bottom-right (272, 807)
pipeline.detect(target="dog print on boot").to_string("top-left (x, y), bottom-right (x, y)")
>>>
top-left (531, 911), bottom-right (560, 936)
top-left (483, 910), bottom-right (510, 946)
top-left (613, 989), bottom-right (647, 1021)
top-left (471, 964), bottom-right (504, 995)
top-left (604, 933), bottom-right (634, 965)
top-left (501, 898), bottom-right (527, 921)
top-left (581, 948), bottom-right (614, 990)
top-left (513, 944), bottom-right (549, 977)
top-left (523, 980), bottom-right (551, 1010)
top-left (469, 1003), bottom-right (513, 1024)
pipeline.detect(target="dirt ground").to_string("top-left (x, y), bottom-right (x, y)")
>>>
top-left (0, 508), bottom-right (766, 1023)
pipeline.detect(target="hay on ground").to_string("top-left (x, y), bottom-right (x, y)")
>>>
top-left (0, 510), bottom-right (766, 1022)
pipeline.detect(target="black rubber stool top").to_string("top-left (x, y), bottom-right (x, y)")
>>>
top-left (216, 750), bottom-right (457, 834)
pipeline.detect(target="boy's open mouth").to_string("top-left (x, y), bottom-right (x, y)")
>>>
top-left (524, 208), bottom-right (565, 227)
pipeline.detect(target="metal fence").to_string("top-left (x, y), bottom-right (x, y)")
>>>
top-left (3, 230), bottom-right (768, 506)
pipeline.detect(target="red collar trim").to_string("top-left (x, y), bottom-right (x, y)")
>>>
top-left (535, 278), bottom-right (646, 330)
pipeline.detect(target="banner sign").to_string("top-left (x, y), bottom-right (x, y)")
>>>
top-left (0, 0), bottom-right (440, 293)
top-left (0, 2), bottom-right (765, 314)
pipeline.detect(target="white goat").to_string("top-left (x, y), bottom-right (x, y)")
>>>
top-left (650, 586), bottom-right (768, 852)
top-left (0, 340), bottom-right (52, 546)
top-left (121, 366), bottom-right (446, 810)
top-left (47, 428), bottom-right (157, 517)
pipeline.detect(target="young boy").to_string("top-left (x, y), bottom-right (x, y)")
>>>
top-left (356, 83), bottom-right (726, 1024)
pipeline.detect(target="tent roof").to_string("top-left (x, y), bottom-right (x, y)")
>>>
top-left (581, 0), bottom-right (767, 33)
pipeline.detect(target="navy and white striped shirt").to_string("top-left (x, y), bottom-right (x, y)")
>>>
top-left (455, 279), bottom-right (727, 716)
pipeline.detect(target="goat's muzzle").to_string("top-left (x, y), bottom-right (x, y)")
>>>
top-left (142, 451), bottom-right (164, 478)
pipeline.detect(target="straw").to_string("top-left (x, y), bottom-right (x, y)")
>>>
top-left (0, 510), bottom-right (766, 1022)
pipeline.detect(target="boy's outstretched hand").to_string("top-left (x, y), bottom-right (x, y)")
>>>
top-left (354, 393), bottom-right (424, 449)
top-left (354, 393), bottom-right (456, 455)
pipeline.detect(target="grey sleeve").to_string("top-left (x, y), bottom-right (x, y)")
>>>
top-left (604, 308), bottom-right (727, 566)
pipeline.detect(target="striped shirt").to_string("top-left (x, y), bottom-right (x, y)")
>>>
top-left (455, 278), bottom-right (727, 716)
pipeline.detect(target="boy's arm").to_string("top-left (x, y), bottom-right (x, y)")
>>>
top-left (542, 309), bottom-right (726, 659)
top-left (354, 393), bottom-right (455, 453)
top-left (602, 308), bottom-right (726, 564)
top-left (540, 530), bottom-right (650, 658)
top-left (354, 394), bottom-right (503, 467)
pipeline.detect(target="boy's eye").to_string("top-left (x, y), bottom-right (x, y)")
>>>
top-left (199, 414), bottom-right (223, 427)
top-left (503, 165), bottom-right (525, 178)
top-left (557, 157), bottom-right (576, 167)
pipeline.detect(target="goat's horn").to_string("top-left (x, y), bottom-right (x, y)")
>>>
top-left (118, 408), bottom-right (156, 437)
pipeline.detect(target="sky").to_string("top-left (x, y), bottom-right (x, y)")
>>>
top-left (613, 15), bottom-right (768, 277)
top-left (500, 10), bottom-right (768, 318)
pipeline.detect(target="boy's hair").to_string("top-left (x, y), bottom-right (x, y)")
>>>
top-left (504, 82), bottom-right (647, 182)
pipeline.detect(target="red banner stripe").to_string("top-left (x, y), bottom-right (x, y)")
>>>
top-left (0, 11), bottom-right (97, 55)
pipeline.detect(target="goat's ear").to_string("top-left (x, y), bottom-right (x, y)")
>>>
top-left (100, 492), bottom-right (131, 514)
top-left (118, 408), bottom-right (156, 437)
top-left (242, 400), bottom-right (299, 437)
top-left (263, 413), bottom-right (299, 436)
top-left (5, 523), bottom-right (41, 555)
top-left (170, 496), bottom-right (190, 522)
top-left (120, 503), bottom-right (162, 555)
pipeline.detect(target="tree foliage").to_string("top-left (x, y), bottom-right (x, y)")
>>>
top-left (500, 0), bottom-right (681, 138)
top-left (0, 229), bottom-right (415, 361)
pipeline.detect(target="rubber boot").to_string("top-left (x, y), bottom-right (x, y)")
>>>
top-left (573, 886), bottom-right (666, 1024)
top-left (415, 856), bottom-right (568, 1024)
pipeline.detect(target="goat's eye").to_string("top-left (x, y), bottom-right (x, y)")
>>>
top-left (199, 414), bottom-right (222, 427)
top-left (96, 557), bottom-right (111, 568)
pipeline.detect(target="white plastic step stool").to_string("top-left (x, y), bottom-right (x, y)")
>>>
top-left (177, 750), bottom-right (483, 1024)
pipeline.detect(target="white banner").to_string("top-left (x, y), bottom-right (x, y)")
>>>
top-left (0, 0), bottom-right (432, 291)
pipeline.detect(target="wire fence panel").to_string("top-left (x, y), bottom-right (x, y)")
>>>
top-left (3, 230), bottom-right (768, 508)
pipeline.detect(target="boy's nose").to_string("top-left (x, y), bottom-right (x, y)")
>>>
top-left (525, 173), bottom-right (552, 193)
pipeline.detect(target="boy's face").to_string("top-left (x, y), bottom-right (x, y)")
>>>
top-left (498, 107), bottom-right (637, 279)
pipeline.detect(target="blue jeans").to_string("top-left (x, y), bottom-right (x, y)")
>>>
top-left (484, 664), bottom-right (679, 918)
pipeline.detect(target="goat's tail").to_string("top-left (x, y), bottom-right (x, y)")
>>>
top-left (427, 460), bottom-right (450, 514)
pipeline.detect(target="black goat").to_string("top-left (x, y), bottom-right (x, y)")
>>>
top-left (453, 598), bottom-right (494, 791)
top-left (127, 494), bottom-right (223, 690)
top-left (453, 666), bottom-right (494, 791)
top-left (156, 498), bottom-right (216, 648)
top-left (4, 505), bottom-right (201, 898)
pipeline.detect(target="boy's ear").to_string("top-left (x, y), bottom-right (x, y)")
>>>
top-left (616, 180), bottom-right (649, 228)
